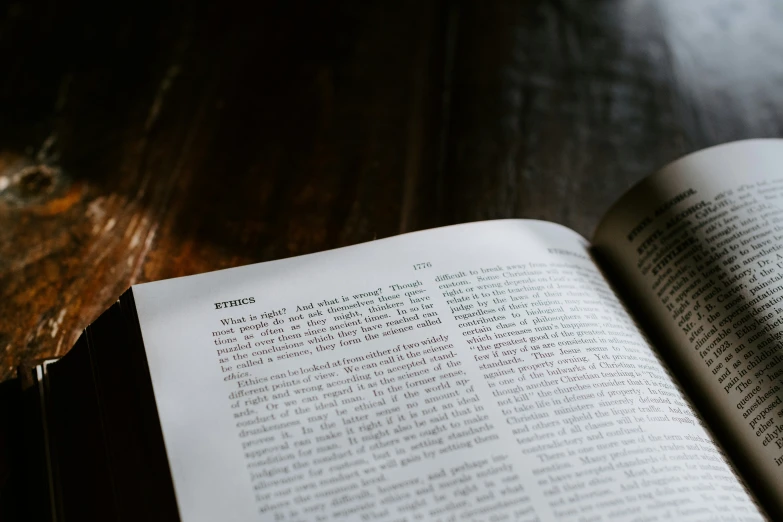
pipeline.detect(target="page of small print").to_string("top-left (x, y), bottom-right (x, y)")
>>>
top-left (134, 217), bottom-right (764, 521)
top-left (595, 139), bottom-right (783, 520)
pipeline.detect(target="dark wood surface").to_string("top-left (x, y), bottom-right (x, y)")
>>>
top-left (3, 0), bottom-right (783, 382)
top-left (2, 0), bottom-right (783, 518)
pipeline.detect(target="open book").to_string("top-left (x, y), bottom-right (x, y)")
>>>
top-left (21, 139), bottom-right (783, 521)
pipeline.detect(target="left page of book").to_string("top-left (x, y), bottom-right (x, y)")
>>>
top-left (132, 220), bottom-right (762, 522)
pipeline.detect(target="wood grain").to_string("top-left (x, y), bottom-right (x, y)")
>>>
top-left (444, 0), bottom-right (783, 235)
top-left (2, 0), bottom-right (783, 381)
top-left (0, 0), bottom-right (450, 382)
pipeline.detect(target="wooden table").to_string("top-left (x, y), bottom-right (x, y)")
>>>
top-left (1, 0), bottom-right (782, 516)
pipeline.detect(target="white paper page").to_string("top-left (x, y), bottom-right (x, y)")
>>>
top-left (595, 139), bottom-right (783, 518)
top-left (134, 220), bottom-right (761, 521)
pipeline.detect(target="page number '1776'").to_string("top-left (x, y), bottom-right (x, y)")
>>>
top-left (413, 262), bottom-right (432, 270)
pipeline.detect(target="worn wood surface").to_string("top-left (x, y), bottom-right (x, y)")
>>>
top-left (2, 0), bottom-right (783, 381)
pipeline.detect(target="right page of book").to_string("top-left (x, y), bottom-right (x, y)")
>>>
top-left (594, 139), bottom-right (783, 518)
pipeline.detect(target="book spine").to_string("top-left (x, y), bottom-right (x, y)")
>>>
top-left (18, 360), bottom-right (62, 522)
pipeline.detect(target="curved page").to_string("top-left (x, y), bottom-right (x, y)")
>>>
top-left (595, 139), bottom-right (783, 518)
top-left (134, 220), bottom-right (761, 521)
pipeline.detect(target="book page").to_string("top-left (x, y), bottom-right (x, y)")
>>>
top-left (133, 220), bottom-right (761, 521)
top-left (594, 139), bottom-right (783, 518)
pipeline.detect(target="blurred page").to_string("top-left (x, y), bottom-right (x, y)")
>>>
top-left (595, 139), bottom-right (783, 517)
